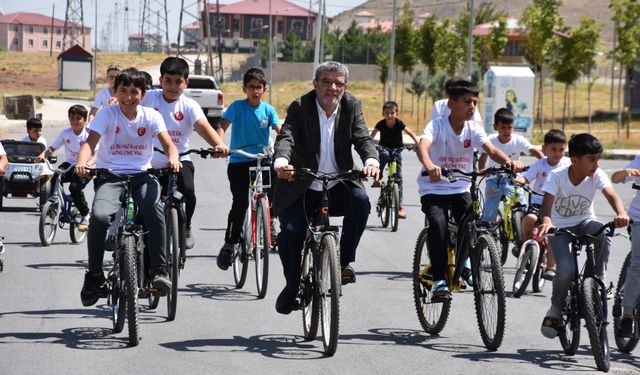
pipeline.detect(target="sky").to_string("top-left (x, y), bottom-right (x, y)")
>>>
top-left (0, 0), bottom-right (367, 50)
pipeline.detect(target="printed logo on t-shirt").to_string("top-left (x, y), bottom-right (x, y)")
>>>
top-left (554, 195), bottom-right (591, 217)
top-left (115, 126), bottom-right (121, 134)
top-left (260, 119), bottom-right (269, 128)
top-left (464, 139), bottom-right (471, 148)
top-left (66, 138), bottom-right (70, 143)
top-left (137, 127), bottom-right (147, 137)
top-left (175, 111), bottom-right (184, 121)
top-left (542, 171), bottom-right (547, 177)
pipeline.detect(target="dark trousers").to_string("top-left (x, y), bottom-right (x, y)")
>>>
top-left (55, 161), bottom-right (90, 216)
top-left (277, 182), bottom-right (370, 294)
top-left (159, 160), bottom-right (196, 228)
top-left (225, 161), bottom-right (273, 244)
top-left (421, 193), bottom-right (471, 281)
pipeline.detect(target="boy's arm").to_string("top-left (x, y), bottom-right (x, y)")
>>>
top-left (194, 118), bottom-right (229, 157)
top-left (157, 131), bottom-right (181, 172)
top-left (35, 146), bottom-right (56, 162)
top-left (76, 130), bottom-right (100, 178)
top-left (538, 192), bottom-right (555, 235)
top-left (418, 138), bottom-right (441, 182)
top-left (478, 152), bottom-right (488, 170)
top-left (602, 186), bottom-right (630, 228)
top-left (370, 128), bottom-right (379, 140)
top-left (403, 127), bottom-right (420, 144)
top-left (482, 142), bottom-right (523, 172)
top-left (611, 168), bottom-right (640, 183)
top-left (529, 147), bottom-right (544, 159)
top-left (216, 118), bottom-right (231, 139)
top-left (88, 107), bottom-right (98, 123)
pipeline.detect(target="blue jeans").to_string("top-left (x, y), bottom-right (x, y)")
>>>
top-left (378, 146), bottom-right (403, 203)
top-left (481, 176), bottom-right (524, 222)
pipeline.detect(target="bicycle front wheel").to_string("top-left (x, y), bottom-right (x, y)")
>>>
top-left (69, 207), bottom-right (87, 244)
top-left (379, 188), bottom-right (390, 228)
top-left (39, 201), bottom-right (59, 246)
top-left (614, 251), bottom-right (639, 353)
top-left (233, 229), bottom-right (249, 288)
top-left (583, 277), bottom-right (610, 372)
top-left (254, 198), bottom-right (270, 299)
top-left (412, 227), bottom-right (451, 334)
top-left (124, 236), bottom-right (140, 346)
top-left (472, 233), bottom-right (506, 350)
top-left (319, 234), bottom-right (340, 356)
top-left (110, 255), bottom-right (126, 333)
top-left (166, 208), bottom-right (180, 321)
top-left (532, 249), bottom-right (547, 293)
top-left (302, 245), bottom-right (319, 340)
top-left (559, 281), bottom-right (580, 355)
top-left (512, 243), bottom-right (538, 298)
top-left (390, 183), bottom-right (400, 232)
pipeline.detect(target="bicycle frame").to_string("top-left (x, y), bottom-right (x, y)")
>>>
top-left (246, 161), bottom-right (271, 248)
top-left (499, 174), bottom-right (526, 242)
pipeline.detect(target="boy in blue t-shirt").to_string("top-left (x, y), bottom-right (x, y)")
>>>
top-left (216, 67), bottom-right (281, 270)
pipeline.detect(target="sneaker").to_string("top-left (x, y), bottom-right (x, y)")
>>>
top-left (186, 227), bottom-right (195, 250)
top-left (105, 235), bottom-right (116, 252)
top-left (77, 214), bottom-right (90, 232)
top-left (151, 271), bottom-right (172, 294)
top-left (618, 316), bottom-right (635, 338)
top-left (341, 264), bottom-right (356, 284)
top-left (80, 271), bottom-right (107, 306)
top-left (275, 286), bottom-right (296, 315)
top-left (541, 315), bottom-right (559, 339)
top-left (217, 243), bottom-right (234, 270)
top-left (542, 268), bottom-right (556, 281)
top-left (431, 280), bottom-right (451, 302)
top-left (398, 207), bottom-right (407, 219)
top-left (371, 180), bottom-right (382, 188)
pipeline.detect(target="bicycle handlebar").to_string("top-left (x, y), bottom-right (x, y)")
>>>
top-left (229, 145), bottom-right (273, 160)
top-left (295, 168), bottom-right (363, 182)
top-left (153, 147), bottom-right (223, 158)
top-left (546, 220), bottom-right (633, 240)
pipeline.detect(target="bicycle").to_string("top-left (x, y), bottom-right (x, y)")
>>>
top-left (494, 168), bottom-right (528, 265)
top-left (512, 184), bottom-right (548, 297)
top-left (549, 221), bottom-right (618, 372)
top-left (412, 166), bottom-right (507, 350)
top-left (375, 146), bottom-right (404, 232)
top-left (152, 147), bottom-right (222, 320)
top-left (293, 168), bottom-right (362, 356)
top-left (39, 162), bottom-right (87, 246)
top-left (0, 236), bottom-right (4, 272)
top-left (229, 145), bottom-right (273, 299)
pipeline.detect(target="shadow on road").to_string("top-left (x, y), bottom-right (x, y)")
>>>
top-left (180, 283), bottom-right (258, 301)
top-left (357, 270), bottom-right (411, 282)
top-left (26, 259), bottom-right (87, 270)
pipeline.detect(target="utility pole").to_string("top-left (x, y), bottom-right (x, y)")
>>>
top-left (203, 0), bottom-right (214, 76)
top-left (93, 0), bottom-right (97, 98)
top-left (466, 0), bottom-right (475, 80)
top-left (268, 0), bottom-right (272, 102)
top-left (387, 0), bottom-right (397, 101)
top-left (216, 0), bottom-right (223, 82)
top-left (610, 23), bottom-right (617, 112)
top-left (49, 4), bottom-right (55, 56)
top-left (312, 0), bottom-right (323, 77)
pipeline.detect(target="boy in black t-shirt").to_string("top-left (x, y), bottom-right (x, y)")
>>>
top-left (370, 101), bottom-right (419, 218)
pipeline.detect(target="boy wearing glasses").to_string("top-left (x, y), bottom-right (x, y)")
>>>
top-left (216, 67), bottom-right (281, 271)
top-left (88, 64), bottom-right (121, 122)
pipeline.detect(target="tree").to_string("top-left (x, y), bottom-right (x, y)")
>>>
top-left (473, 17), bottom-right (508, 78)
top-left (571, 17), bottom-right (601, 131)
top-left (377, 52), bottom-right (390, 103)
top-left (610, 0), bottom-right (640, 141)
top-left (280, 29), bottom-right (302, 62)
top-left (394, 1), bottom-right (417, 111)
top-left (434, 19), bottom-right (465, 77)
top-left (520, 0), bottom-right (564, 133)
top-left (548, 30), bottom-right (579, 130)
top-left (455, 1), bottom-right (507, 65)
top-left (410, 71), bottom-right (427, 129)
top-left (417, 16), bottom-right (437, 120)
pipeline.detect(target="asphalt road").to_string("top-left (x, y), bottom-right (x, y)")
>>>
top-left (1, 123), bottom-right (639, 374)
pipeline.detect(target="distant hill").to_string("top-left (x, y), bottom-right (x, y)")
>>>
top-left (332, 0), bottom-right (615, 49)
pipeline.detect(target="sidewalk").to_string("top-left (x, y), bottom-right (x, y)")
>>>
top-left (0, 97), bottom-right (91, 138)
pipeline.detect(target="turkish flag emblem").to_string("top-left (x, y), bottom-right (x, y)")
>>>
top-left (175, 111), bottom-right (184, 121)
top-left (66, 138), bottom-right (70, 143)
top-left (137, 127), bottom-right (147, 136)
top-left (115, 126), bottom-right (120, 134)
top-left (463, 140), bottom-right (471, 148)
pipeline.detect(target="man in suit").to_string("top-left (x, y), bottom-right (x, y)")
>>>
top-left (272, 61), bottom-right (380, 314)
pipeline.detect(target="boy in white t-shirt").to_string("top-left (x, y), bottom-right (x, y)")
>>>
top-left (431, 77), bottom-right (483, 125)
top-left (37, 105), bottom-right (95, 230)
top-left (143, 57), bottom-right (228, 249)
top-left (75, 68), bottom-right (181, 307)
top-left (417, 80), bottom-right (523, 301)
top-left (21, 118), bottom-right (47, 147)
top-left (479, 108), bottom-right (543, 223)
top-left (88, 64), bottom-right (120, 122)
top-left (538, 133), bottom-right (628, 339)
top-left (514, 129), bottom-right (570, 278)
top-left (611, 156), bottom-right (640, 337)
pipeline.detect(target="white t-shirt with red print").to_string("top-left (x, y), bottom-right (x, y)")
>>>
top-left (50, 127), bottom-right (92, 164)
top-left (141, 90), bottom-right (207, 168)
top-left (88, 104), bottom-right (166, 174)
top-left (92, 87), bottom-right (117, 110)
top-left (523, 156), bottom-right (571, 205)
top-left (418, 116), bottom-right (488, 196)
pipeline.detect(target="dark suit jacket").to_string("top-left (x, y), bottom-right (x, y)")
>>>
top-left (272, 90), bottom-right (378, 215)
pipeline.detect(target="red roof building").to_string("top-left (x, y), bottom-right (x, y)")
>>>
top-left (473, 18), bottom-right (527, 64)
top-left (0, 12), bottom-right (91, 52)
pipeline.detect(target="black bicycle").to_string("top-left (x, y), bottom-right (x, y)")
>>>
top-left (375, 146), bottom-right (404, 232)
top-left (549, 221), bottom-right (617, 372)
top-left (413, 166), bottom-right (507, 350)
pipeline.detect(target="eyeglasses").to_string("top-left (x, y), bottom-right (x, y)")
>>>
top-left (319, 79), bottom-right (346, 89)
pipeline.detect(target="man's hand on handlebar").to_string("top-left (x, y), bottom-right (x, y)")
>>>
top-left (275, 164), bottom-right (295, 181)
top-left (362, 165), bottom-right (379, 181)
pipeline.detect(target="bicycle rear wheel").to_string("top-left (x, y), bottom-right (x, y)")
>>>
top-left (124, 236), bottom-right (140, 346)
top-left (166, 208), bottom-right (180, 321)
top-left (614, 251), bottom-right (639, 353)
top-left (233, 226), bottom-right (249, 288)
top-left (559, 282), bottom-right (581, 355)
top-left (512, 243), bottom-right (538, 298)
top-left (39, 201), bottom-right (59, 246)
top-left (254, 198), bottom-right (270, 299)
top-left (390, 183), bottom-right (400, 232)
top-left (472, 233), bottom-right (506, 350)
top-left (302, 245), bottom-right (319, 340)
top-left (110, 254), bottom-right (126, 333)
top-left (412, 227), bottom-right (451, 334)
top-left (319, 234), bottom-right (340, 356)
top-left (69, 207), bottom-right (87, 244)
top-left (583, 277), bottom-right (610, 372)
top-left (532, 249), bottom-right (547, 293)
top-left (497, 212), bottom-right (509, 266)
top-left (379, 187), bottom-right (390, 228)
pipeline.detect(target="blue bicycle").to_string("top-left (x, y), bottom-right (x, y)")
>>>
top-left (39, 163), bottom-right (87, 246)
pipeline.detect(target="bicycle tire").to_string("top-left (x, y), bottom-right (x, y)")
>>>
top-left (111, 258), bottom-right (126, 333)
top-left (532, 250), bottom-right (547, 293)
top-left (497, 211), bottom-right (509, 266)
top-left (319, 234), bottom-right (340, 356)
top-left (124, 236), bottom-right (140, 346)
top-left (559, 281), bottom-right (581, 355)
top-left (512, 209), bottom-right (524, 248)
top-left (412, 227), bottom-right (451, 334)
top-left (232, 229), bottom-right (249, 288)
top-left (472, 233), bottom-right (506, 350)
top-left (614, 251), bottom-right (639, 353)
top-left (255, 197), bottom-right (270, 299)
top-left (302, 244), bottom-right (320, 340)
top-left (583, 277), bottom-right (610, 372)
top-left (512, 243), bottom-right (538, 298)
top-left (380, 187), bottom-right (390, 228)
top-left (39, 201), bottom-right (59, 246)
top-left (69, 207), bottom-right (87, 244)
top-left (166, 208), bottom-right (180, 321)
top-left (390, 183), bottom-right (400, 232)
